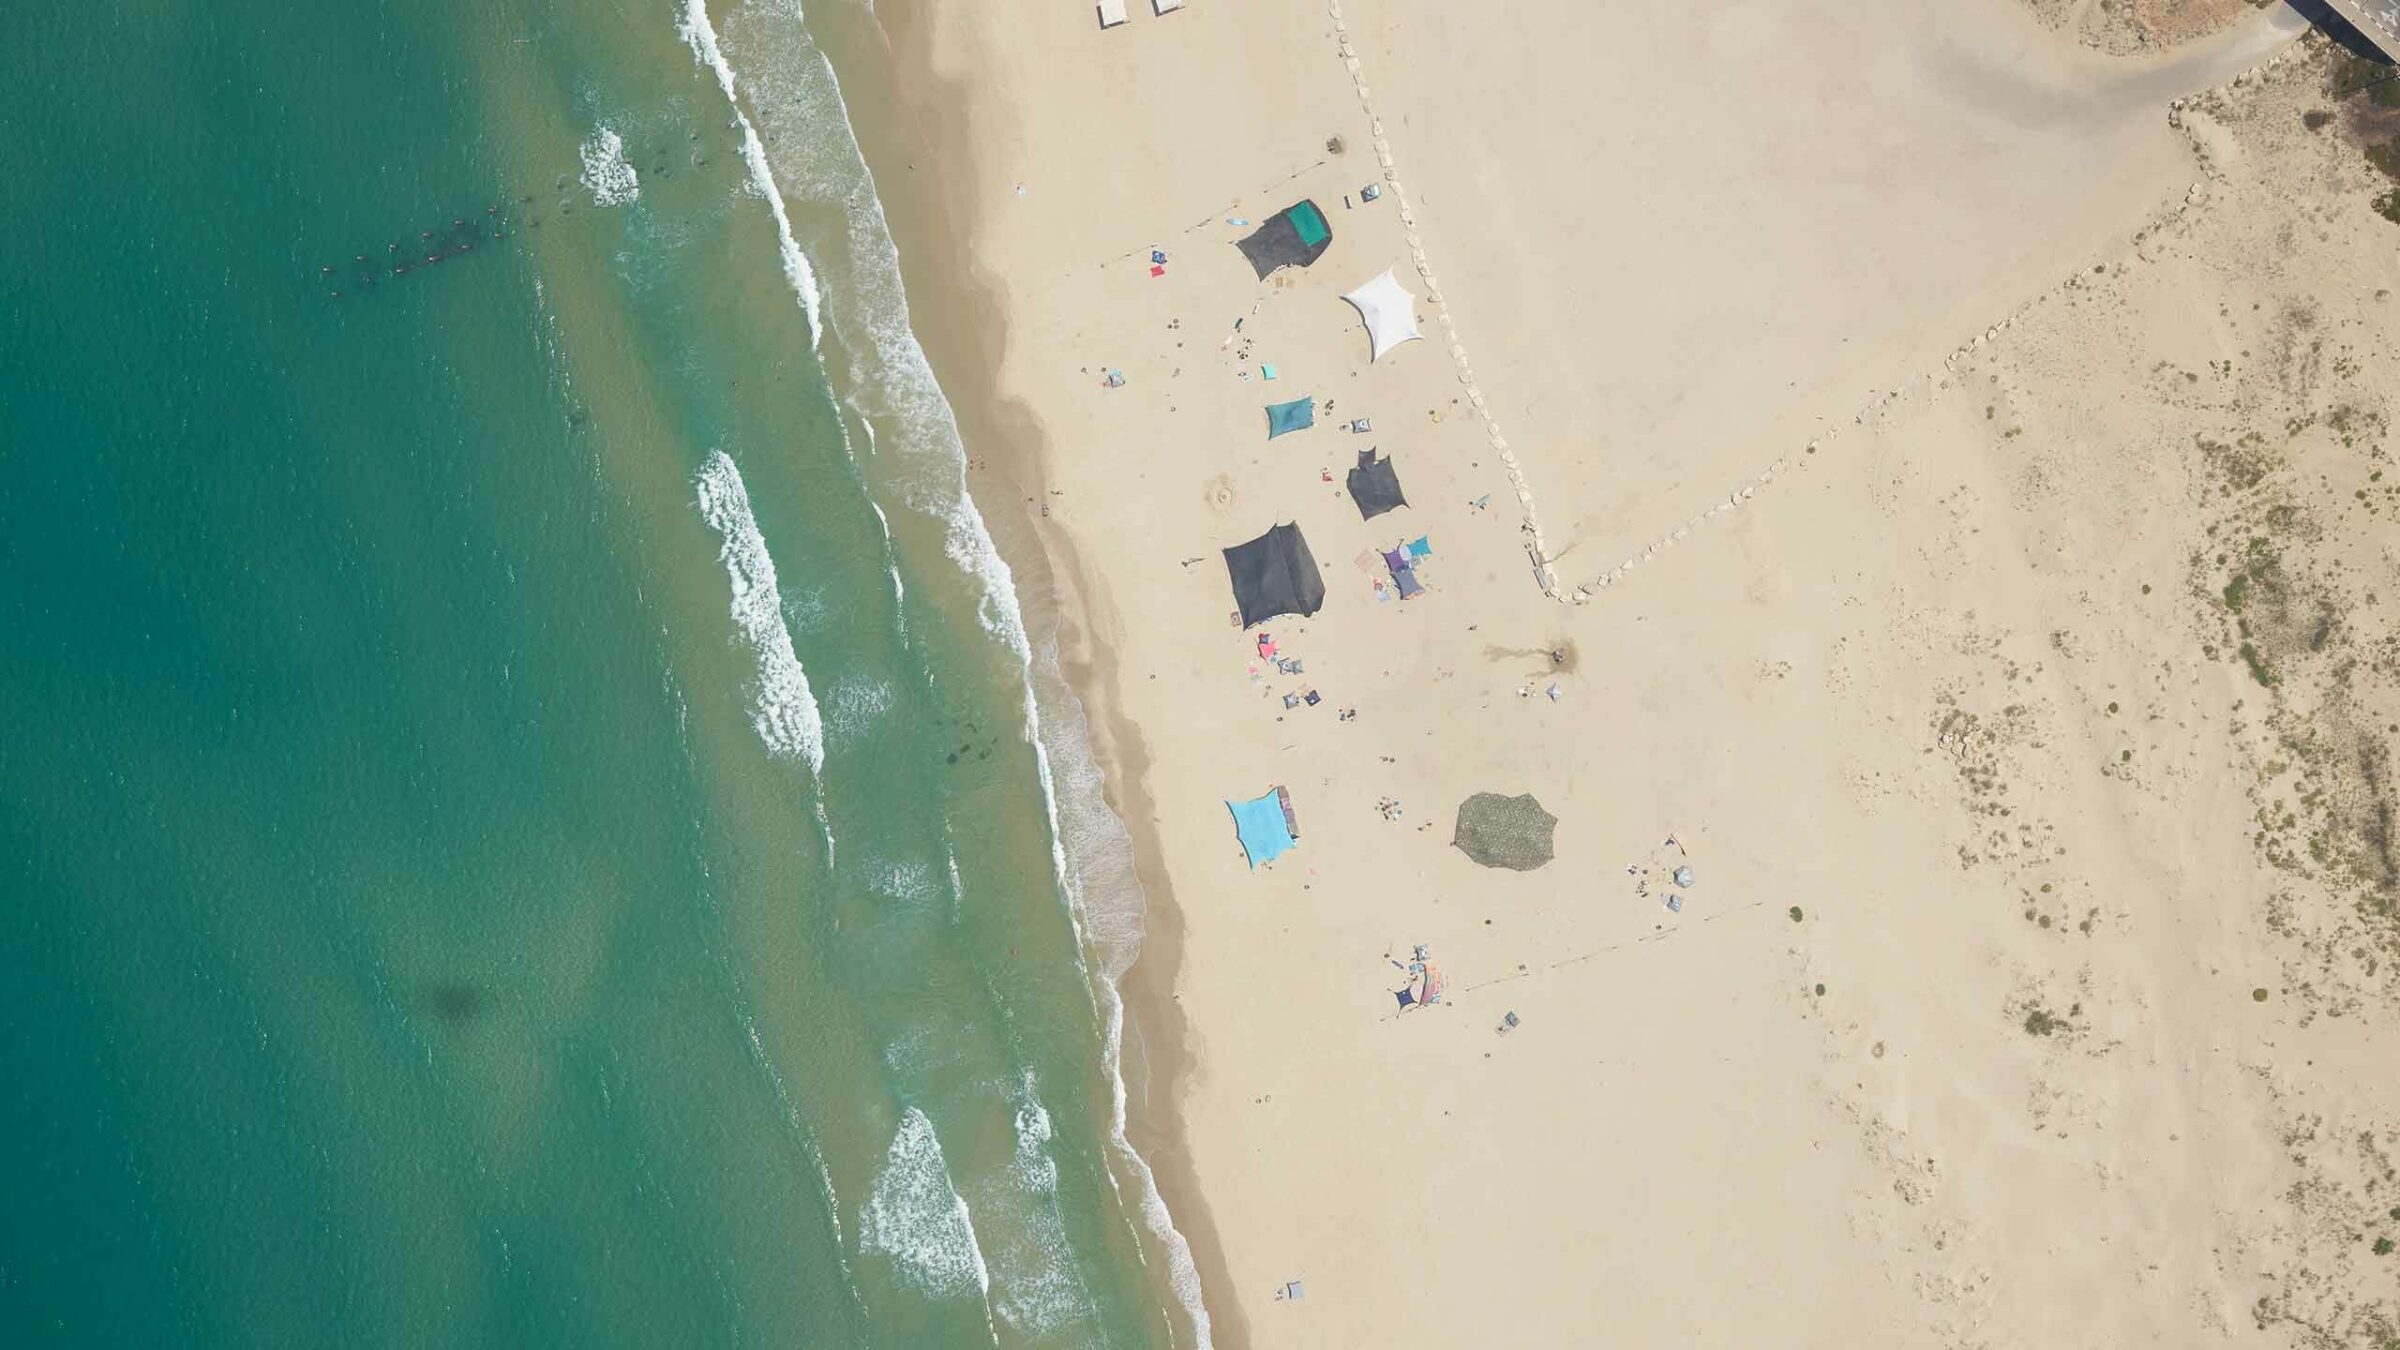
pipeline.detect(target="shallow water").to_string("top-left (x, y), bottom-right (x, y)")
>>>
top-left (0, 1), bottom-right (1184, 1344)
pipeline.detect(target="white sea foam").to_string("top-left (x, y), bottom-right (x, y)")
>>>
top-left (777, 580), bottom-right (829, 636)
top-left (836, 413), bottom-right (910, 621)
top-left (822, 672), bottom-right (895, 741)
top-left (868, 854), bottom-right (937, 907)
top-left (963, 1071), bottom-right (1104, 1339)
top-left (701, 2), bottom-right (1213, 1342)
top-left (867, 496), bottom-right (908, 615)
top-left (860, 1107), bottom-right (990, 1300)
top-left (675, 0), bottom-right (823, 348)
top-left (693, 449), bottom-right (825, 774)
top-left (879, 1025), bottom-right (932, 1077)
top-left (879, 1017), bottom-right (974, 1081)
top-left (579, 125), bottom-right (641, 205)
top-left (1010, 1077), bottom-right (1061, 1195)
top-left (1026, 633), bottom-right (1214, 1344)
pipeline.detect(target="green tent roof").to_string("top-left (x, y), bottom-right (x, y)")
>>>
top-left (1235, 200), bottom-right (1334, 279)
top-left (1290, 200), bottom-right (1330, 249)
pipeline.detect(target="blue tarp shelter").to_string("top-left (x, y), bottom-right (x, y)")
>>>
top-left (1228, 787), bottom-right (1297, 867)
top-left (1265, 396), bottom-right (1316, 439)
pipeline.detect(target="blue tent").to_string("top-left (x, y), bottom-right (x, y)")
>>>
top-left (1227, 788), bottom-right (1297, 867)
top-left (1265, 396), bottom-right (1316, 439)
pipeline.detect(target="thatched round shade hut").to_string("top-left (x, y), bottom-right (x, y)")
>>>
top-left (1452, 792), bottom-right (1557, 870)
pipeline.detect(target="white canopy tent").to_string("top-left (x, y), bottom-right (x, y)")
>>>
top-left (1097, 0), bottom-right (1129, 28)
top-left (1343, 269), bottom-right (1422, 362)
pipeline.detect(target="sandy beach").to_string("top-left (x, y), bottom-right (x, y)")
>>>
top-left (825, 1), bottom-right (2400, 1343)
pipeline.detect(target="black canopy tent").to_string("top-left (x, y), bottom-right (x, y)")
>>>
top-left (1223, 523), bottom-right (1326, 628)
top-left (1235, 200), bottom-right (1333, 280)
top-left (1346, 449), bottom-right (1407, 520)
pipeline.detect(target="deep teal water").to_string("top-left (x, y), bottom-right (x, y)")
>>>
top-left (0, 2), bottom-right (1180, 1346)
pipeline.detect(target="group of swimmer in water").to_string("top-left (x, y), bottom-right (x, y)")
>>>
top-left (320, 198), bottom-right (537, 298)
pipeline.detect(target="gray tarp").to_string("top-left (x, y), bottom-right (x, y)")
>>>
top-left (1452, 792), bottom-right (1557, 870)
top-left (1224, 523), bottom-right (1326, 628)
top-left (1347, 449), bottom-right (1406, 520)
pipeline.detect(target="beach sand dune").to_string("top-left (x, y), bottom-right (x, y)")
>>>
top-left (825, 0), bottom-right (2400, 1343)
top-left (1363, 0), bottom-right (2307, 592)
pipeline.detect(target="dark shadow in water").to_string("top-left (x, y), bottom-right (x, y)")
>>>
top-left (420, 981), bottom-right (486, 1024)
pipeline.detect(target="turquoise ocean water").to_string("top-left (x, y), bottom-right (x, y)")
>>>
top-left (0, 2), bottom-right (1197, 1345)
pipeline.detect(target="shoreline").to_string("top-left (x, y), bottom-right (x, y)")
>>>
top-left (805, 4), bottom-right (1246, 1345)
top-left (778, 2), bottom-right (2400, 1345)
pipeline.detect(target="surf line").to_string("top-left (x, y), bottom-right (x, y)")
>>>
top-left (675, 0), bottom-right (825, 350)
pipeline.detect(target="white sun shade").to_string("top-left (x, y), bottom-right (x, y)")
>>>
top-left (1343, 268), bottom-right (1422, 362)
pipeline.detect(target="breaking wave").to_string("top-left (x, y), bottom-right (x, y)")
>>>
top-left (675, 0), bottom-right (822, 348)
top-left (693, 449), bottom-right (825, 774)
top-left (578, 124), bottom-right (640, 205)
top-left (691, 1), bottom-right (1212, 1342)
top-left (1024, 631), bottom-right (1211, 1342)
top-left (970, 1071), bottom-right (1103, 1338)
top-left (706, 1), bottom-right (1028, 658)
top-left (859, 1107), bottom-right (990, 1300)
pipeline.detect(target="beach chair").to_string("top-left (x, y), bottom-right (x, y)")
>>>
top-left (1097, 0), bottom-right (1129, 28)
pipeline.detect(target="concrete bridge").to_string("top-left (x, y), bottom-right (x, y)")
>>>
top-left (2315, 0), bottom-right (2400, 61)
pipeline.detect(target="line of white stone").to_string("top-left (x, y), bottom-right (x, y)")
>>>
top-left (1326, 0), bottom-right (1560, 596)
